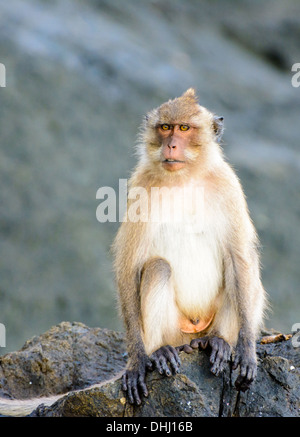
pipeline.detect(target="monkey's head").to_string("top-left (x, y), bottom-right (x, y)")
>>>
top-left (138, 88), bottom-right (224, 177)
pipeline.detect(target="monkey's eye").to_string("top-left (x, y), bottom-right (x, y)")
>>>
top-left (161, 124), bottom-right (171, 131)
top-left (180, 125), bottom-right (190, 131)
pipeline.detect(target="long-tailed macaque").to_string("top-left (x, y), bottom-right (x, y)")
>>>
top-left (0, 89), bottom-right (266, 416)
top-left (113, 89), bottom-right (267, 405)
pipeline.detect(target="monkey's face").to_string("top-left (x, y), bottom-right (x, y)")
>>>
top-left (157, 122), bottom-right (198, 172)
top-left (138, 89), bottom-right (224, 177)
top-left (143, 95), bottom-right (221, 174)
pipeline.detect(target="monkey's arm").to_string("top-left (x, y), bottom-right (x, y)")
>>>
top-left (113, 221), bottom-right (153, 405)
top-left (226, 248), bottom-right (258, 390)
top-left (225, 193), bottom-right (265, 391)
top-left (119, 280), bottom-right (153, 405)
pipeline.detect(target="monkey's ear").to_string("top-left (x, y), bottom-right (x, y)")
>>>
top-left (213, 116), bottom-right (224, 143)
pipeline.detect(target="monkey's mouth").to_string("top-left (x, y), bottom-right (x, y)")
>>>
top-left (162, 159), bottom-right (186, 172)
top-left (163, 159), bottom-right (185, 163)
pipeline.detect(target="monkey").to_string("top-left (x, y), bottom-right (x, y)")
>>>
top-left (0, 89), bottom-right (266, 416)
top-left (112, 88), bottom-right (267, 405)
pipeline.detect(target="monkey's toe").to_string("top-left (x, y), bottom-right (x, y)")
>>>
top-left (190, 336), bottom-right (209, 350)
top-left (151, 345), bottom-right (181, 376)
top-left (176, 344), bottom-right (194, 354)
top-left (209, 337), bottom-right (231, 376)
top-left (190, 336), bottom-right (231, 376)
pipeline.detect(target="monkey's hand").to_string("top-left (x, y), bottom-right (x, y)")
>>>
top-left (122, 354), bottom-right (153, 405)
top-left (232, 340), bottom-right (257, 392)
top-left (150, 345), bottom-right (181, 377)
top-left (190, 336), bottom-right (231, 376)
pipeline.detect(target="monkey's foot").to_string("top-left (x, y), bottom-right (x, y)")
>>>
top-left (190, 336), bottom-right (231, 376)
top-left (122, 354), bottom-right (153, 405)
top-left (150, 345), bottom-right (181, 377)
top-left (232, 347), bottom-right (257, 392)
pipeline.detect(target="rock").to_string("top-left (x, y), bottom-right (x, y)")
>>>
top-left (0, 322), bottom-right (127, 400)
top-left (1, 0), bottom-right (300, 355)
top-left (0, 323), bottom-right (299, 417)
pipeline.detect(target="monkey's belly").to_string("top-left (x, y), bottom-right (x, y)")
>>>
top-left (150, 223), bottom-right (223, 320)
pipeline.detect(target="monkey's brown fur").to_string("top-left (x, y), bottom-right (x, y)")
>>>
top-left (113, 89), bottom-right (267, 404)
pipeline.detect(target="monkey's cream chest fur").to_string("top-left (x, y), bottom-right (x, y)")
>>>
top-left (148, 185), bottom-right (224, 320)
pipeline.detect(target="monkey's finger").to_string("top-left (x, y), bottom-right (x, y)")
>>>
top-left (190, 337), bottom-right (209, 350)
top-left (211, 361), bottom-right (222, 376)
top-left (232, 354), bottom-right (241, 370)
top-left (130, 376), bottom-right (143, 405)
top-left (235, 374), bottom-right (251, 392)
top-left (126, 379), bottom-right (135, 404)
top-left (249, 364), bottom-right (257, 381)
top-left (235, 361), bottom-right (256, 391)
top-left (245, 363), bottom-right (256, 383)
top-left (245, 370), bottom-right (254, 385)
top-left (240, 362), bottom-right (250, 378)
top-left (138, 375), bottom-right (149, 398)
top-left (132, 385), bottom-right (142, 406)
top-left (234, 374), bottom-right (244, 391)
top-left (122, 373), bottom-right (128, 392)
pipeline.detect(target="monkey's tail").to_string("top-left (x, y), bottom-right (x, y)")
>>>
top-left (0, 373), bottom-right (123, 417)
top-left (0, 394), bottom-right (61, 417)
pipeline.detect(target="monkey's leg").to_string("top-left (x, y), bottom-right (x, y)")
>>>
top-left (190, 295), bottom-right (238, 376)
top-left (140, 257), bottom-right (181, 377)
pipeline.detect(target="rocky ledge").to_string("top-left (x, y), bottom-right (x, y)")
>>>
top-left (0, 322), bottom-right (299, 417)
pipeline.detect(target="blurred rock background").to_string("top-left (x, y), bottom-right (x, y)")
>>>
top-left (0, 0), bottom-right (299, 353)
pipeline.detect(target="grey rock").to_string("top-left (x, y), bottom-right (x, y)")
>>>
top-left (0, 322), bottom-right (127, 400)
top-left (0, 0), bottom-right (299, 355)
top-left (0, 323), bottom-right (299, 417)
